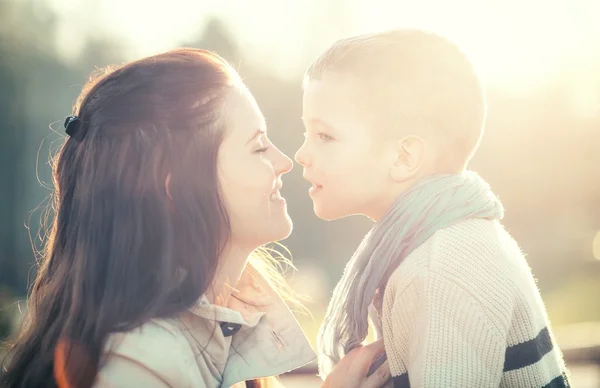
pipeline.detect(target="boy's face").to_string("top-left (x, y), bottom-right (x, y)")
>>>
top-left (295, 73), bottom-right (395, 221)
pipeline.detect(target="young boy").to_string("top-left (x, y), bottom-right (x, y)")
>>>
top-left (295, 29), bottom-right (570, 387)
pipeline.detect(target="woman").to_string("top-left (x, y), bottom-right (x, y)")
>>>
top-left (0, 49), bottom-right (388, 387)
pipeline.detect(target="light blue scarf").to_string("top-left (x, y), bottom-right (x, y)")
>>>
top-left (317, 171), bottom-right (504, 376)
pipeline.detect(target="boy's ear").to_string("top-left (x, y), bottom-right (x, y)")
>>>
top-left (389, 135), bottom-right (426, 182)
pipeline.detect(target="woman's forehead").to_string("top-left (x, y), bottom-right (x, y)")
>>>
top-left (222, 86), bottom-right (266, 142)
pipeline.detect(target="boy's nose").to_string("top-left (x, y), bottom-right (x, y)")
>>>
top-left (295, 142), bottom-right (310, 168)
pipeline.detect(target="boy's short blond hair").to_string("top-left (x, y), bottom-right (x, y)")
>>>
top-left (305, 29), bottom-right (486, 170)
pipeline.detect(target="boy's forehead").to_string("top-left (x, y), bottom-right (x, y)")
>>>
top-left (304, 72), bottom-right (360, 100)
top-left (303, 72), bottom-right (372, 120)
top-left (303, 72), bottom-right (397, 139)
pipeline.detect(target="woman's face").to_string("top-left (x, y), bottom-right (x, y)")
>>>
top-left (217, 85), bottom-right (294, 251)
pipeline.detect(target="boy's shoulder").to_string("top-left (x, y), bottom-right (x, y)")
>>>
top-left (429, 218), bottom-right (523, 267)
top-left (387, 218), bottom-right (529, 293)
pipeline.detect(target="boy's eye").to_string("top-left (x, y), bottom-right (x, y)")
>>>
top-left (317, 132), bottom-right (334, 142)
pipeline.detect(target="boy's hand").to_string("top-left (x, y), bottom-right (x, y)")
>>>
top-left (321, 339), bottom-right (391, 388)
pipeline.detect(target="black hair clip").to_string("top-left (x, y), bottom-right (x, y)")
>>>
top-left (64, 115), bottom-right (85, 142)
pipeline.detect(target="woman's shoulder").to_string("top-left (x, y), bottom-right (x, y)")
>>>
top-left (106, 318), bottom-right (187, 348)
top-left (98, 318), bottom-right (197, 386)
top-left (104, 318), bottom-right (195, 360)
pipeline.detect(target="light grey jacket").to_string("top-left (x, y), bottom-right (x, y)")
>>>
top-left (94, 265), bottom-right (316, 387)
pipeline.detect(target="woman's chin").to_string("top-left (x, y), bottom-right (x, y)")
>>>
top-left (272, 216), bottom-right (293, 242)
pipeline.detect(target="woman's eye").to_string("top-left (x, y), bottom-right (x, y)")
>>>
top-left (255, 146), bottom-right (270, 153)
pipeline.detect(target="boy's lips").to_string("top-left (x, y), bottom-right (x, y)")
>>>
top-left (303, 175), bottom-right (321, 187)
top-left (307, 181), bottom-right (323, 196)
top-left (303, 175), bottom-right (323, 195)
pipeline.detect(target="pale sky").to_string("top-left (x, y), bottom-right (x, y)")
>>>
top-left (45, 0), bottom-right (600, 92)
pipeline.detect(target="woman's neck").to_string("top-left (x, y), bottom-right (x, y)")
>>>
top-left (207, 243), bottom-right (252, 306)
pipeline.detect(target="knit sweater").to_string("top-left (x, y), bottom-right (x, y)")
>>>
top-left (375, 218), bottom-right (570, 388)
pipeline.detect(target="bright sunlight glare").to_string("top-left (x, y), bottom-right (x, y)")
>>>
top-left (45, 0), bottom-right (600, 90)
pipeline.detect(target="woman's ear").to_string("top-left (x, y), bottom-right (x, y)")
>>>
top-left (165, 173), bottom-right (173, 201)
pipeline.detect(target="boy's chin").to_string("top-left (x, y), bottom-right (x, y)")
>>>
top-left (313, 204), bottom-right (352, 221)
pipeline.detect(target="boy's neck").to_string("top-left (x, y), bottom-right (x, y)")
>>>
top-left (366, 176), bottom-right (420, 221)
top-left (368, 168), bottom-right (465, 222)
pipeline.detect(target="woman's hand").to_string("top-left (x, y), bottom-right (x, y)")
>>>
top-left (321, 339), bottom-right (391, 388)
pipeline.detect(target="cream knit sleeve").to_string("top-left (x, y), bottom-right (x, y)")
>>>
top-left (382, 269), bottom-right (509, 388)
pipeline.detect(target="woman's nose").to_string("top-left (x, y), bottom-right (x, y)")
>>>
top-left (275, 148), bottom-right (293, 175)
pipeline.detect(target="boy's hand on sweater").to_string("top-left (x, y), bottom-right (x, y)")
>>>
top-left (321, 339), bottom-right (391, 388)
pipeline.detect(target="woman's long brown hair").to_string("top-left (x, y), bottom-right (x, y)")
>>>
top-left (1, 48), bottom-right (283, 388)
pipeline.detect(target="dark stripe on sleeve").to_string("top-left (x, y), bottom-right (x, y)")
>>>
top-left (392, 373), bottom-right (410, 388)
top-left (541, 372), bottom-right (570, 388)
top-left (504, 327), bottom-right (554, 372)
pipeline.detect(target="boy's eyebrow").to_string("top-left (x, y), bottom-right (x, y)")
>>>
top-left (301, 117), bottom-right (335, 131)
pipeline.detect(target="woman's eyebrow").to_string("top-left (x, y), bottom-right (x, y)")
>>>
top-left (246, 129), bottom-right (266, 145)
